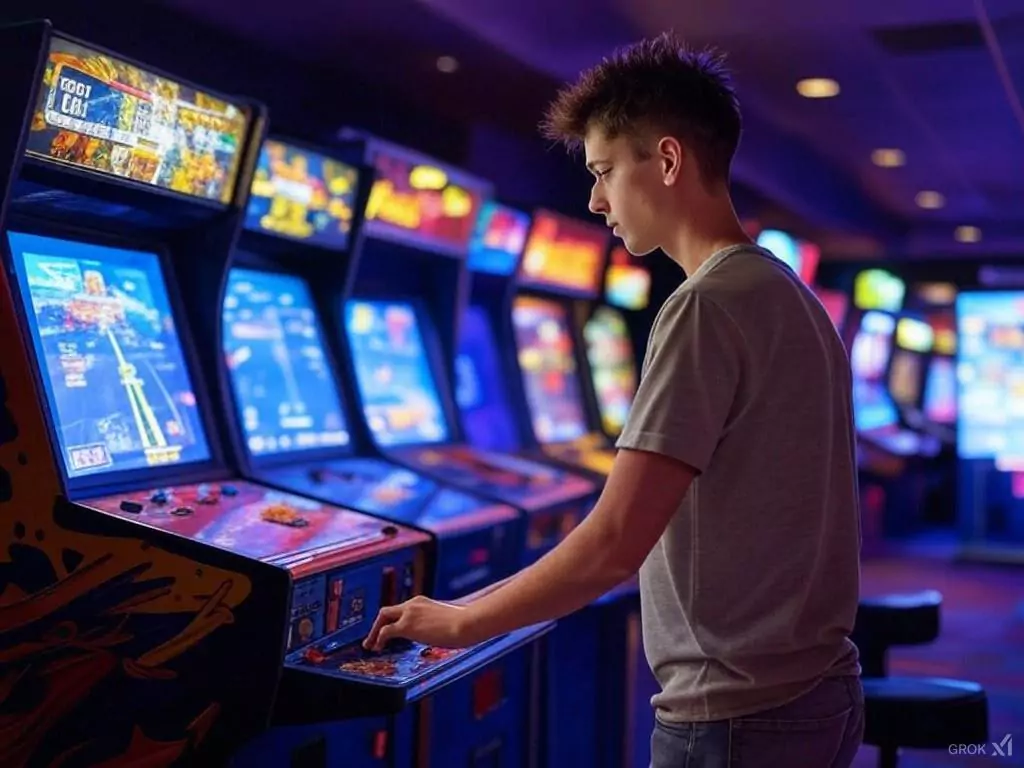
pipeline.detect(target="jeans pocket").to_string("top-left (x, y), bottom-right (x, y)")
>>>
top-left (730, 706), bottom-right (855, 767)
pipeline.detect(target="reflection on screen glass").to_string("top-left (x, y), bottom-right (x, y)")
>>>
top-left (223, 269), bottom-right (350, 457)
top-left (511, 296), bottom-right (588, 444)
top-left (957, 291), bottom-right (1024, 459)
top-left (345, 300), bottom-right (449, 446)
top-left (26, 37), bottom-right (249, 203)
top-left (9, 231), bottom-right (211, 478)
top-left (455, 305), bottom-right (520, 452)
top-left (583, 306), bottom-right (637, 437)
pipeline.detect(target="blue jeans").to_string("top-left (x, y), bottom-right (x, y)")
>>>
top-left (650, 676), bottom-right (864, 768)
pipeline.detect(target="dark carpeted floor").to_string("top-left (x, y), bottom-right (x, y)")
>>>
top-left (853, 544), bottom-right (1024, 767)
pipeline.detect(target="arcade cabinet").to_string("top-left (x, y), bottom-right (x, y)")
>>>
top-left (582, 245), bottom-right (648, 440)
top-left (922, 311), bottom-right (957, 443)
top-left (512, 209), bottom-right (619, 477)
top-left (956, 291), bottom-right (1024, 562)
top-left (459, 203), bottom-right (650, 768)
top-left (220, 136), bottom-right (552, 767)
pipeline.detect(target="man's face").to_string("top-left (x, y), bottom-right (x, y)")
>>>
top-left (584, 127), bottom-right (666, 256)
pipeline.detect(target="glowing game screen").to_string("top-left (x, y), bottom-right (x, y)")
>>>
top-left (26, 37), bottom-right (249, 203)
top-left (8, 231), bottom-right (211, 479)
top-left (455, 305), bottom-right (520, 452)
top-left (519, 210), bottom-right (608, 297)
top-left (223, 269), bottom-right (350, 457)
top-left (604, 246), bottom-right (651, 311)
top-left (583, 306), bottom-right (638, 437)
top-left (957, 292), bottom-right (1024, 460)
top-left (923, 357), bottom-right (957, 425)
top-left (362, 144), bottom-right (485, 254)
top-left (854, 269), bottom-right (905, 312)
top-left (467, 202), bottom-right (531, 276)
top-left (345, 301), bottom-right (450, 446)
top-left (245, 140), bottom-right (359, 250)
top-left (756, 229), bottom-right (800, 273)
top-left (930, 313), bottom-right (957, 356)
top-left (511, 296), bottom-right (588, 444)
top-left (798, 241), bottom-right (821, 285)
top-left (850, 311), bottom-right (898, 432)
top-left (889, 350), bottom-right (923, 407)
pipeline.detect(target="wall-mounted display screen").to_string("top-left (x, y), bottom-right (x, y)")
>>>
top-left (518, 210), bottom-right (608, 297)
top-left (223, 269), bottom-right (350, 457)
top-left (345, 300), bottom-right (450, 447)
top-left (9, 231), bottom-right (211, 479)
top-left (467, 201), bottom-right (530, 276)
top-left (26, 36), bottom-right (249, 203)
top-left (511, 296), bottom-right (588, 444)
top-left (245, 139), bottom-right (359, 250)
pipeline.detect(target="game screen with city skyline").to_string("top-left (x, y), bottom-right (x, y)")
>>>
top-left (9, 231), bottom-right (211, 479)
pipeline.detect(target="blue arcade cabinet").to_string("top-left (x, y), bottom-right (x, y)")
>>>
top-left (957, 291), bottom-right (1024, 562)
top-left (458, 202), bottom-right (653, 768)
top-left (217, 135), bottom-right (552, 768)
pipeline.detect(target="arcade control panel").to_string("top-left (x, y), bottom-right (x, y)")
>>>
top-left (261, 457), bottom-right (525, 599)
top-left (542, 434), bottom-right (616, 476)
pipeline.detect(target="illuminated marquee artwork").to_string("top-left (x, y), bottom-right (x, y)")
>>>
top-left (604, 246), bottom-right (651, 310)
top-left (245, 140), bottom-right (359, 249)
top-left (26, 36), bottom-right (250, 203)
top-left (519, 211), bottom-right (609, 297)
top-left (363, 149), bottom-right (483, 252)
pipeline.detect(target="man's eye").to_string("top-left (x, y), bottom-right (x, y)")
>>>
top-left (595, 168), bottom-right (611, 178)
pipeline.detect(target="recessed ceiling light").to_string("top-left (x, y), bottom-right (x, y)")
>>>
top-left (871, 149), bottom-right (905, 168)
top-left (796, 78), bottom-right (840, 99)
top-left (915, 191), bottom-right (945, 210)
top-left (955, 225), bottom-right (982, 243)
top-left (436, 55), bottom-right (459, 74)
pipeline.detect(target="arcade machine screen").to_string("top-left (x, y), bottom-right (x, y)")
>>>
top-left (7, 230), bottom-right (211, 479)
top-left (26, 36), bottom-right (248, 204)
top-left (345, 301), bottom-right (449, 446)
top-left (244, 139), bottom-right (359, 249)
top-left (455, 305), bottom-right (520, 453)
top-left (889, 317), bottom-right (933, 408)
top-left (583, 306), bottom-right (637, 437)
top-left (850, 310), bottom-right (899, 432)
top-left (604, 246), bottom-right (651, 311)
top-left (854, 269), bottom-right (906, 313)
top-left (798, 241), bottom-right (821, 286)
top-left (923, 357), bottom-right (957, 425)
top-left (511, 296), bottom-right (589, 444)
top-left (223, 268), bottom-right (351, 457)
top-left (957, 292), bottom-right (1024, 460)
top-left (755, 229), bottom-right (800, 273)
top-left (467, 201), bottom-right (531, 277)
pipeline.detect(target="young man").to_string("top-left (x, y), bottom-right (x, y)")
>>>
top-left (365, 32), bottom-right (865, 767)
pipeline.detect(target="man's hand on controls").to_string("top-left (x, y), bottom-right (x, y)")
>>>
top-left (363, 595), bottom-right (473, 651)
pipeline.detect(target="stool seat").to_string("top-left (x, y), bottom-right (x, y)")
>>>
top-left (863, 676), bottom-right (988, 751)
top-left (854, 591), bottom-right (942, 677)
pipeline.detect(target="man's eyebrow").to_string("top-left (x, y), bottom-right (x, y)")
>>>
top-left (585, 159), bottom-right (608, 172)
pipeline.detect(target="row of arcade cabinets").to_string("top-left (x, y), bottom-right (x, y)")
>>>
top-left (815, 268), bottom-right (959, 548)
top-left (0, 23), bottom-right (542, 768)
top-left (0, 21), bottom-right (655, 768)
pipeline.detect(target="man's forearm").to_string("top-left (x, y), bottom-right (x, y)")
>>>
top-left (460, 516), bottom-right (633, 643)
top-left (451, 574), bottom-right (516, 605)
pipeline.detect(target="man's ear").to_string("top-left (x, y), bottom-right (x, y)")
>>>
top-left (657, 137), bottom-right (683, 185)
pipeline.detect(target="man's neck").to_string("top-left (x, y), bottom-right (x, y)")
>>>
top-left (662, 194), bottom-right (753, 277)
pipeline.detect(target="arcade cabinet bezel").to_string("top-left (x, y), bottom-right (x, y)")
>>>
top-left (3, 220), bottom-right (230, 498)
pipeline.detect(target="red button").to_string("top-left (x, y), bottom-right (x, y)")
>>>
top-left (373, 730), bottom-right (388, 760)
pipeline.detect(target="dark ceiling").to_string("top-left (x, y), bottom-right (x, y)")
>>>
top-left (11, 0), bottom-right (1024, 262)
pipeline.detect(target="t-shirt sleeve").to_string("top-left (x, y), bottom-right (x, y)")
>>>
top-left (615, 290), bottom-right (743, 473)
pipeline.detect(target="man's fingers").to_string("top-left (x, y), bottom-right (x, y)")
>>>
top-left (364, 604), bottom-right (403, 649)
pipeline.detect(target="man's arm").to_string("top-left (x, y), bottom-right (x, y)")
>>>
top-left (460, 448), bottom-right (697, 643)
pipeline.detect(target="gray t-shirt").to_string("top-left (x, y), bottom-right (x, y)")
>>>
top-left (616, 244), bottom-right (861, 723)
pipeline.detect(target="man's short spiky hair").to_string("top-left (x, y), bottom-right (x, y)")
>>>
top-left (541, 32), bottom-right (742, 185)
